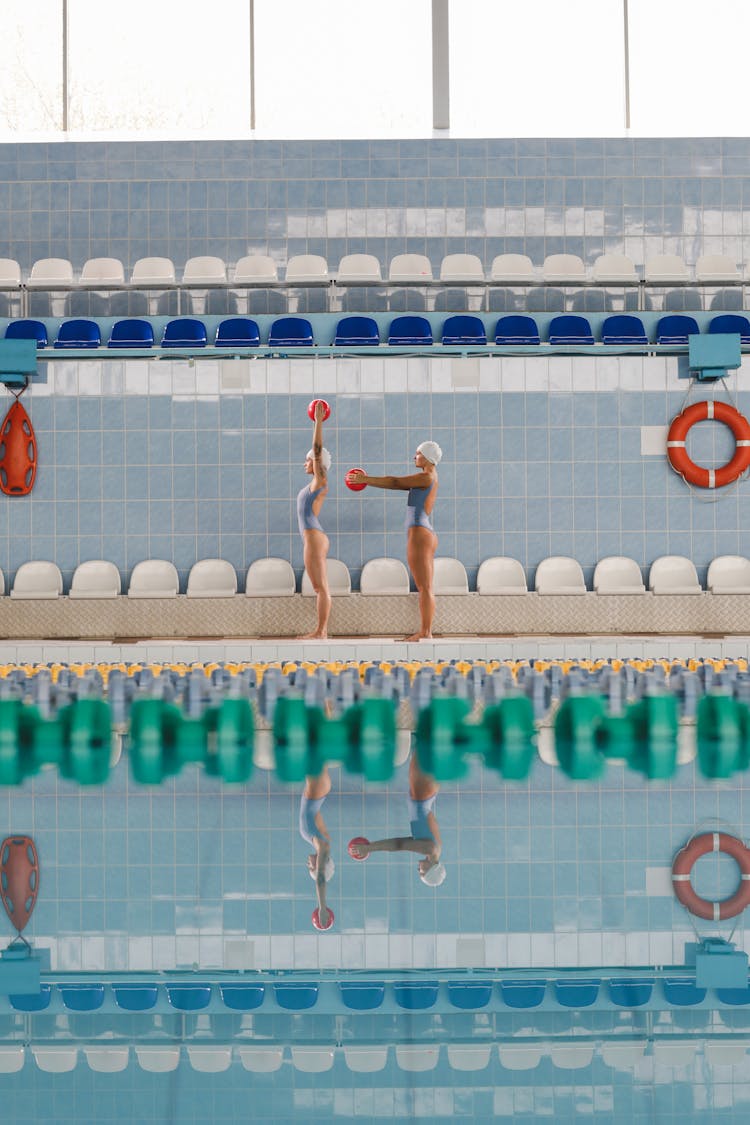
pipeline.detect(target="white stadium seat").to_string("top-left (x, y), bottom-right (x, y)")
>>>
top-left (10, 561), bottom-right (63, 600)
top-left (433, 557), bottom-right (469, 594)
top-left (706, 555), bottom-right (750, 594)
top-left (542, 254), bottom-right (586, 283)
top-left (127, 559), bottom-right (179, 598)
top-left (360, 557), bottom-right (410, 595)
top-left (534, 556), bottom-right (586, 595)
top-left (335, 254), bottom-right (383, 283)
top-left (232, 255), bottom-right (279, 284)
top-left (69, 560), bottom-right (121, 599)
top-left (301, 558), bottom-right (351, 596)
top-left (388, 254), bottom-right (434, 282)
top-left (245, 558), bottom-right (296, 597)
top-left (439, 254), bottom-right (485, 283)
top-left (186, 559), bottom-right (237, 598)
top-left (591, 254), bottom-right (639, 284)
top-left (593, 556), bottom-right (646, 595)
top-left (648, 555), bottom-right (702, 595)
top-left (476, 557), bottom-right (527, 595)
top-left (644, 254), bottom-right (691, 283)
top-left (79, 258), bottom-right (125, 287)
top-left (490, 254), bottom-right (538, 284)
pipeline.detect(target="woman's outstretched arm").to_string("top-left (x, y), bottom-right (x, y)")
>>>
top-left (349, 836), bottom-right (436, 858)
top-left (348, 470), bottom-right (432, 491)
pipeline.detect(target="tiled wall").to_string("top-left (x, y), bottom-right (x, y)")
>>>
top-left (2, 136), bottom-right (750, 281)
top-left (3, 353), bottom-right (748, 591)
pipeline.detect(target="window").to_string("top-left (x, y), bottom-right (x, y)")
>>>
top-left (0, 1), bottom-right (63, 134)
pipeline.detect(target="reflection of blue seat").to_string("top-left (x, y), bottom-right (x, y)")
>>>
top-left (5, 320), bottom-right (48, 348)
top-left (393, 982), bottom-right (439, 1010)
top-left (656, 315), bottom-right (700, 345)
top-left (554, 979), bottom-right (601, 1008)
top-left (268, 317), bottom-right (314, 347)
top-left (709, 314), bottom-right (750, 344)
top-left (215, 318), bottom-right (261, 347)
top-left (334, 316), bottom-right (380, 346)
top-left (388, 316), bottom-right (433, 346)
top-left (608, 978), bottom-right (653, 1007)
top-left (220, 984), bottom-right (265, 1011)
top-left (716, 986), bottom-right (750, 1005)
top-left (113, 984), bottom-right (159, 1011)
top-left (59, 984), bottom-right (105, 1011)
top-left (108, 319), bottom-right (155, 348)
top-left (273, 983), bottom-right (318, 1010)
top-left (447, 982), bottom-right (492, 1009)
top-left (166, 984), bottom-right (212, 1011)
top-left (9, 984), bottom-right (52, 1012)
top-left (339, 982), bottom-right (385, 1010)
top-left (161, 319), bottom-right (207, 347)
top-left (441, 315), bottom-right (487, 346)
top-left (495, 315), bottom-right (540, 345)
top-left (54, 319), bottom-right (101, 348)
top-left (662, 978), bottom-right (706, 1006)
top-left (499, 980), bottom-right (546, 1008)
top-left (601, 315), bottom-right (648, 345)
top-left (548, 315), bottom-right (594, 345)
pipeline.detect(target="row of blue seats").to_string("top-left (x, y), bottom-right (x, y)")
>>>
top-left (5, 313), bottom-right (750, 350)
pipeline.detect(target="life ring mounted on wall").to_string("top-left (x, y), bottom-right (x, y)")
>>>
top-left (672, 831), bottom-right (750, 921)
top-left (667, 400), bottom-right (750, 489)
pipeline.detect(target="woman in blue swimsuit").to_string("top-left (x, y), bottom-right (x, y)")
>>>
top-left (299, 766), bottom-right (335, 929)
top-left (298, 401), bottom-right (332, 639)
top-left (348, 441), bottom-right (442, 640)
top-left (348, 752), bottom-right (445, 886)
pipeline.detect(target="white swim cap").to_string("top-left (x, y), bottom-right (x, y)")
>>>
top-left (419, 861), bottom-right (446, 887)
top-left (307, 447), bottom-right (332, 471)
top-left (417, 441), bottom-right (442, 466)
top-left (309, 856), bottom-right (335, 882)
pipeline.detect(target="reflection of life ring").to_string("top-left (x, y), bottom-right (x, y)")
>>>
top-left (0, 835), bottom-right (40, 933)
top-left (667, 401), bottom-right (750, 488)
top-left (672, 832), bottom-right (750, 920)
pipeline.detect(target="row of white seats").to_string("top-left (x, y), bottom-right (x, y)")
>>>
top-left (2, 555), bottom-right (748, 600)
top-left (1, 252), bottom-right (746, 291)
top-left (0, 1039), bottom-right (638, 1075)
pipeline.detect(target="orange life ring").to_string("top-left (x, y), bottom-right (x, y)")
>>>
top-left (672, 832), bottom-right (750, 920)
top-left (666, 400), bottom-right (750, 488)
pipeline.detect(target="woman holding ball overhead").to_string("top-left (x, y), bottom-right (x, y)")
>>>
top-left (298, 400), bottom-right (332, 639)
top-left (346, 440), bottom-right (442, 641)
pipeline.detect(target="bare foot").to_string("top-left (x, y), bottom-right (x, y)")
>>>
top-left (298, 631), bottom-right (328, 640)
top-left (403, 632), bottom-right (433, 642)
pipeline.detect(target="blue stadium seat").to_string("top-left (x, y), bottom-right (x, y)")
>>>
top-left (219, 984), bottom-right (265, 1011)
top-left (161, 318), bottom-right (207, 347)
top-left (447, 982), bottom-right (493, 1009)
top-left (499, 980), bottom-right (546, 1008)
top-left (656, 314), bottom-right (700, 345)
top-left (215, 318), bottom-right (260, 347)
top-left (608, 978), bottom-right (653, 1007)
top-left (4, 320), bottom-right (48, 348)
top-left (268, 317), bottom-right (314, 347)
top-left (387, 315), bottom-right (433, 346)
top-left (334, 316), bottom-right (380, 346)
top-left (494, 315), bottom-right (540, 345)
top-left (9, 984), bottom-right (52, 1012)
top-left (601, 314), bottom-right (648, 345)
top-left (273, 983), bottom-right (318, 1010)
top-left (393, 981), bottom-right (439, 1010)
top-left (108, 319), bottom-right (155, 348)
top-left (554, 979), bottom-right (601, 1008)
top-left (59, 984), bottom-right (105, 1011)
top-left (715, 987), bottom-right (750, 1006)
top-left (709, 313), bottom-right (750, 344)
top-left (339, 982), bottom-right (386, 1010)
top-left (166, 984), bottom-right (212, 1011)
top-left (441, 315), bottom-right (487, 346)
top-left (54, 319), bottom-right (101, 349)
top-left (547, 315), bottom-right (594, 345)
top-left (113, 984), bottom-right (159, 1011)
top-left (662, 978), bottom-right (706, 1006)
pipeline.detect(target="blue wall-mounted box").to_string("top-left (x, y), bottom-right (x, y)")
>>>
top-left (688, 333), bottom-right (742, 381)
top-left (685, 938), bottom-right (749, 989)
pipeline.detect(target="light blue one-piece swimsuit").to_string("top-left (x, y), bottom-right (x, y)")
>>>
top-left (405, 481), bottom-right (437, 533)
top-left (297, 484), bottom-right (325, 536)
top-left (407, 794), bottom-right (437, 842)
top-left (299, 795), bottom-right (327, 846)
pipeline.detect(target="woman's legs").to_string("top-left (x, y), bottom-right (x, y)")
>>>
top-left (406, 527), bottom-right (437, 640)
top-left (301, 530), bottom-right (331, 638)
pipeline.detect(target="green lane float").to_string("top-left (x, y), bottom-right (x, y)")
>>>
top-left (696, 694), bottom-right (750, 779)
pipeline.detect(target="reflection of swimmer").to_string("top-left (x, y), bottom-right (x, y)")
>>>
top-left (299, 766), bottom-right (335, 929)
top-left (298, 400), bottom-right (332, 639)
top-left (347, 441), bottom-right (441, 641)
top-left (348, 753), bottom-right (445, 886)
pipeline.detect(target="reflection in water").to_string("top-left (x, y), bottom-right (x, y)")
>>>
top-left (299, 764), bottom-right (334, 930)
top-left (348, 752), bottom-right (446, 887)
